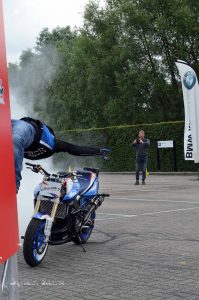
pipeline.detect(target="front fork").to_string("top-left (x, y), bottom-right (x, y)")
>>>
top-left (34, 199), bottom-right (59, 243)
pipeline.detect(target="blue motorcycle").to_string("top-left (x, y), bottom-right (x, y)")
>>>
top-left (23, 161), bottom-right (110, 267)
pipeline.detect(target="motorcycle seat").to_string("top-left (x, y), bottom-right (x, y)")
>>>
top-left (84, 167), bottom-right (99, 175)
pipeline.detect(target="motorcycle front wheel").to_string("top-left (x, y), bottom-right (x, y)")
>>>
top-left (23, 219), bottom-right (48, 267)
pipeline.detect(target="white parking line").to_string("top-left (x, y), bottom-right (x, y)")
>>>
top-left (107, 197), bottom-right (199, 204)
top-left (96, 206), bottom-right (199, 221)
top-left (96, 217), bottom-right (119, 221)
top-left (98, 212), bottom-right (136, 217)
top-left (101, 188), bottom-right (190, 193)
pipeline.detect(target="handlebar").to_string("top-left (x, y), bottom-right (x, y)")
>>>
top-left (25, 163), bottom-right (79, 178)
top-left (25, 162), bottom-right (50, 176)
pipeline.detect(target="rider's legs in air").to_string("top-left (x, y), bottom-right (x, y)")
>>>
top-left (12, 120), bottom-right (35, 192)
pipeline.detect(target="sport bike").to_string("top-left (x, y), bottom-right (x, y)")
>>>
top-left (23, 161), bottom-right (110, 267)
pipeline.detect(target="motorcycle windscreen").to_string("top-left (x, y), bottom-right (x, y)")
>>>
top-left (0, 0), bottom-right (19, 263)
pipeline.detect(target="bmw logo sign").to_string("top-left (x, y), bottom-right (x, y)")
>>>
top-left (183, 71), bottom-right (196, 90)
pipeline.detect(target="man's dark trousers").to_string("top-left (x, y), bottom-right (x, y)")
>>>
top-left (136, 155), bottom-right (148, 181)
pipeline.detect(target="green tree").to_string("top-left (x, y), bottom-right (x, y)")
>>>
top-left (8, 0), bottom-right (199, 131)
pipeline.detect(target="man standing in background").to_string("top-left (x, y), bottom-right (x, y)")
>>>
top-left (132, 130), bottom-right (150, 185)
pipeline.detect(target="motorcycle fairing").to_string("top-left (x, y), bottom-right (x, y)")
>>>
top-left (76, 170), bottom-right (97, 195)
top-left (34, 169), bottom-right (99, 204)
top-left (63, 179), bottom-right (80, 202)
top-left (63, 171), bottom-right (97, 201)
top-left (83, 178), bottom-right (99, 197)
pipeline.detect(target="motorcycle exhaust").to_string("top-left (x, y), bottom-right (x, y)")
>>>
top-left (91, 193), bottom-right (109, 209)
top-left (83, 193), bottom-right (110, 225)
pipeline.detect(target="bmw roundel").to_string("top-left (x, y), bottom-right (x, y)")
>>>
top-left (183, 71), bottom-right (196, 90)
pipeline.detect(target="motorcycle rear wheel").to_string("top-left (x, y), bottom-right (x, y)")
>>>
top-left (73, 212), bottom-right (95, 244)
top-left (23, 219), bottom-right (48, 267)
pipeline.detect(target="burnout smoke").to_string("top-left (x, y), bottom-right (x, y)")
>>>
top-left (9, 43), bottom-right (103, 238)
top-left (9, 44), bottom-right (62, 120)
top-left (9, 45), bottom-right (62, 238)
top-left (10, 94), bottom-right (55, 239)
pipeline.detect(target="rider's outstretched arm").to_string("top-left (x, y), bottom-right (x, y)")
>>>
top-left (54, 139), bottom-right (101, 156)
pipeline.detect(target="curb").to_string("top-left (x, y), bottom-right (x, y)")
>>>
top-left (100, 172), bottom-right (198, 176)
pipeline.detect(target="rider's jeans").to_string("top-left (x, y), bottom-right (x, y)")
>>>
top-left (12, 120), bottom-right (35, 192)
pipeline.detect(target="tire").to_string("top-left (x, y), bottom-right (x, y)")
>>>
top-left (73, 211), bottom-right (96, 245)
top-left (23, 219), bottom-right (48, 267)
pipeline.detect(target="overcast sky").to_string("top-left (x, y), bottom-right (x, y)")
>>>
top-left (3, 0), bottom-right (92, 63)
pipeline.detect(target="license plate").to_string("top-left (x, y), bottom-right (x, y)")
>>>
top-left (39, 180), bottom-right (62, 200)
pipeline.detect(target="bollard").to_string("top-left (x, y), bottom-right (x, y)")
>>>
top-left (0, 255), bottom-right (19, 300)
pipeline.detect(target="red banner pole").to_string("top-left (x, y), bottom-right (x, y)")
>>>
top-left (0, 0), bottom-right (19, 263)
top-left (0, 0), bottom-right (20, 298)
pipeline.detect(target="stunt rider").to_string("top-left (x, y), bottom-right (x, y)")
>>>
top-left (12, 117), bottom-right (110, 193)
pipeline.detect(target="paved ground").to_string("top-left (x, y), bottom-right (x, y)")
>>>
top-left (2, 174), bottom-right (199, 299)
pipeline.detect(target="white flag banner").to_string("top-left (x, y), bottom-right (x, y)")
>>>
top-left (175, 60), bottom-right (199, 162)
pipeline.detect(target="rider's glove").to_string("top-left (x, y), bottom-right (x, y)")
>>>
top-left (100, 148), bottom-right (111, 160)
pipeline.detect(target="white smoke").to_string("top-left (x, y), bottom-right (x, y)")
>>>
top-left (10, 93), bottom-right (54, 238)
top-left (11, 97), bottom-right (102, 239)
top-left (9, 46), bottom-right (62, 238)
top-left (10, 44), bottom-right (103, 239)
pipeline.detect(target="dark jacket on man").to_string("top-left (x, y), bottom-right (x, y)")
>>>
top-left (133, 138), bottom-right (150, 156)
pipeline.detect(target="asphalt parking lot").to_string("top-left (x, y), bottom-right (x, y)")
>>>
top-left (3, 174), bottom-right (199, 299)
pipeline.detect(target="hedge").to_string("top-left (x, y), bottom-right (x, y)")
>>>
top-left (54, 121), bottom-right (198, 172)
